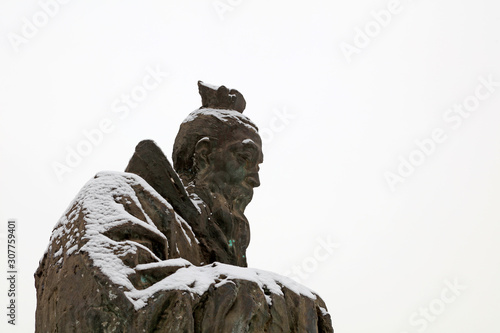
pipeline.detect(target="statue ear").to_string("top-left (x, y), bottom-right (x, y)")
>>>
top-left (194, 137), bottom-right (212, 172)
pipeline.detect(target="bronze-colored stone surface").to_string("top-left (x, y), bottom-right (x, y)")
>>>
top-left (35, 82), bottom-right (334, 332)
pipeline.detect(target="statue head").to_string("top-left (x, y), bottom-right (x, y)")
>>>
top-left (173, 82), bottom-right (263, 218)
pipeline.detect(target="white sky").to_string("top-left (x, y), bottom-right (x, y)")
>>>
top-left (1, 0), bottom-right (500, 332)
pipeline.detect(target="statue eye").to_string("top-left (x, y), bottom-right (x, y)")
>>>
top-left (237, 152), bottom-right (252, 163)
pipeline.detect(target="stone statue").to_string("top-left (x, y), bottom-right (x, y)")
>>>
top-left (35, 82), bottom-right (333, 332)
top-left (126, 82), bottom-right (262, 268)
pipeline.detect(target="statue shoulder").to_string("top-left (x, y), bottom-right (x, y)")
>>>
top-left (125, 139), bottom-right (200, 223)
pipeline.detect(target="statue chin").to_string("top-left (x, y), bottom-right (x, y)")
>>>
top-left (210, 185), bottom-right (253, 219)
top-left (195, 179), bottom-right (251, 213)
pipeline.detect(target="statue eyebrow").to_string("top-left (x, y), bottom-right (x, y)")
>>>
top-left (240, 140), bottom-right (259, 153)
top-left (240, 140), bottom-right (263, 163)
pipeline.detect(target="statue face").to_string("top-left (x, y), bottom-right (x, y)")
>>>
top-left (195, 129), bottom-right (263, 216)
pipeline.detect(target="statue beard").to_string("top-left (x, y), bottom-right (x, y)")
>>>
top-left (195, 181), bottom-right (251, 227)
top-left (190, 181), bottom-right (251, 260)
top-left (194, 171), bottom-right (253, 220)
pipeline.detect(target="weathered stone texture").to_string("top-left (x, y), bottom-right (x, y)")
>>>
top-left (35, 81), bottom-right (333, 332)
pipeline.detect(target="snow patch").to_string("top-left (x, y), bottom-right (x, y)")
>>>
top-left (319, 306), bottom-right (329, 317)
top-left (182, 108), bottom-right (258, 133)
top-left (125, 261), bottom-right (317, 310)
top-left (67, 244), bottom-right (79, 255)
top-left (53, 247), bottom-right (63, 258)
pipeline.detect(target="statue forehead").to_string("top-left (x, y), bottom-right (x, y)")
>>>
top-left (180, 107), bottom-right (261, 148)
top-left (210, 121), bottom-right (262, 147)
top-left (220, 132), bottom-right (264, 164)
top-left (219, 133), bottom-right (261, 153)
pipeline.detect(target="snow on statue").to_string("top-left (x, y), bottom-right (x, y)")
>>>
top-left (35, 81), bottom-right (334, 332)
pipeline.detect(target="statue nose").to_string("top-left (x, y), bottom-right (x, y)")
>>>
top-left (246, 173), bottom-right (260, 188)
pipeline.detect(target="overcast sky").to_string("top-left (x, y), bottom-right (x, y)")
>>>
top-left (1, 0), bottom-right (500, 332)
